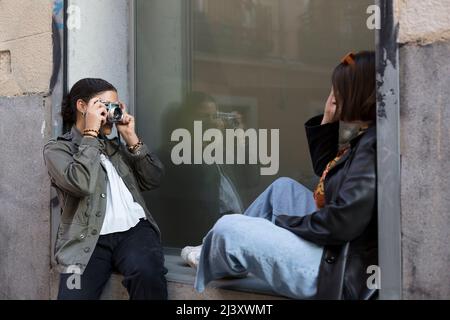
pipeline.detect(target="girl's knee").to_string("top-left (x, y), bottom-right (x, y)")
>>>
top-left (212, 214), bottom-right (248, 240)
top-left (272, 177), bottom-right (296, 189)
top-left (272, 177), bottom-right (310, 193)
top-left (214, 214), bottom-right (241, 233)
top-left (276, 177), bottom-right (295, 183)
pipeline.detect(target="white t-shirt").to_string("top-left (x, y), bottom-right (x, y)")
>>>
top-left (99, 154), bottom-right (146, 235)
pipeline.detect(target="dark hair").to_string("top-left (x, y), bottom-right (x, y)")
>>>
top-left (332, 51), bottom-right (376, 123)
top-left (61, 78), bottom-right (117, 127)
top-left (183, 91), bottom-right (217, 112)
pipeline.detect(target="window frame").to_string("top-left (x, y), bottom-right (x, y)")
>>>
top-left (375, 0), bottom-right (402, 300)
top-left (130, 0), bottom-right (403, 299)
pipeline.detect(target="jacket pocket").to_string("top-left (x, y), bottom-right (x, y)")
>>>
top-left (56, 222), bottom-right (88, 242)
top-left (55, 223), bottom-right (89, 264)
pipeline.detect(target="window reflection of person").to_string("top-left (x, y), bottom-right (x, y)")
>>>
top-left (185, 93), bottom-right (245, 216)
top-left (156, 92), bottom-right (258, 246)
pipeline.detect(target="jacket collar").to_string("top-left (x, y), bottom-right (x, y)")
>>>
top-left (349, 125), bottom-right (376, 147)
top-left (331, 125), bottom-right (376, 171)
top-left (70, 126), bottom-right (84, 146)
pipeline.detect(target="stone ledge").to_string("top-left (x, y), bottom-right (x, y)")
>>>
top-left (51, 250), bottom-right (286, 300)
top-left (100, 274), bottom-right (285, 300)
top-left (51, 272), bottom-right (285, 300)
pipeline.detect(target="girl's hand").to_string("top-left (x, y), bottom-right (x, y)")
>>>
top-left (322, 89), bottom-right (339, 125)
top-left (116, 102), bottom-right (139, 146)
top-left (84, 98), bottom-right (107, 133)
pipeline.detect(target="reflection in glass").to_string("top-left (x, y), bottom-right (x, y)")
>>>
top-left (136, 0), bottom-right (374, 247)
top-left (154, 92), bottom-right (260, 245)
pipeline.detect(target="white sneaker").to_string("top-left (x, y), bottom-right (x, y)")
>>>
top-left (180, 245), bottom-right (202, 269)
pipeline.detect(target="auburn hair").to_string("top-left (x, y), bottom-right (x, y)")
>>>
top-left (332, 51), bottom-right (376, 123)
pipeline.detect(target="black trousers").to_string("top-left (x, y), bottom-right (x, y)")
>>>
top-left (58, 219), bottom-right (168, 300)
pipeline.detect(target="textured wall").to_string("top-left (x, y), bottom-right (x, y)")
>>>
top-left (0, 0), bottom-right (53, 96)
top-left (399, 41), bottom-right (450, 300)
top-left (396, 0), bottom-right (450, 299)
top-left (0, 0), bottom-right (54, 299)
top-left (0, 96), bottom-right (52, 299)
top-left (396, 0), bottom-right (450, 44)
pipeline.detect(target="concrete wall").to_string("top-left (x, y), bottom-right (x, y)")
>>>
top-left (0, 0), bottom-right (54, 299)
top-left (396, 0), bottom-right (450, 45)
top-left (0, 96), bottom-right (53, 299)
top-left (396, 0), bottom-right (450, 299)
top-left (67, 0), bottom-right (131, 108)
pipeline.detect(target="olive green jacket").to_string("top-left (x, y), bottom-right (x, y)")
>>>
top-left (43, 126), bottom-right (163, 274)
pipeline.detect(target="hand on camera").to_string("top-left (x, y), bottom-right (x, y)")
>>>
top-left (84, 98), bottom-right (107, 136)
top-left (116, 102), bottom-right (139, 147)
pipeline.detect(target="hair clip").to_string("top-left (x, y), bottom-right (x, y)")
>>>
top-left (341, 52), bottom-right (356, 66)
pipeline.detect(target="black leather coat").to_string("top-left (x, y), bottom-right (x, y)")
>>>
top-left (275, 115), bottom-right (378, 300)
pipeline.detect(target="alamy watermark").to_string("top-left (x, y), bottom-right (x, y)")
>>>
top-left (65, 265), bottom-right (82, 290)
top-left (366, 265), bottom-right (381, 290)
top-left (65, 4), bottom-right (381, 35)
top-left (171, 121), bottom-right (279, 176)
top-left (366, 5), bottom-right (381, 30)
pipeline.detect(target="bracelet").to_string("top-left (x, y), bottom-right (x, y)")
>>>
top-left (83, 132), bottom-right (98, 139)
top-left (127, 139), bottom-right (143, 153)
top-left (83, 129), bottom-right (100, 136)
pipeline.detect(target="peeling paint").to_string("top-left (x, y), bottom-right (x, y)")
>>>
top-left (41, 120), bottom-right (46, 138)
top-left (376, 0), bottom-right (402, 300)
top-left (376, 1), bottom-right (400, 120)
top-left (377, 56), bottom-right (399, 119)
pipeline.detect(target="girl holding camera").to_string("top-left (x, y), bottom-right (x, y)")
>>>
top-left (44, 78), bottom-right (167, 300)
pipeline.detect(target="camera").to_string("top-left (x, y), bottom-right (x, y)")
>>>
top-left (100, 100), bottom-right (124, 124)
top-left (214, 112), bottom-right (241, 129)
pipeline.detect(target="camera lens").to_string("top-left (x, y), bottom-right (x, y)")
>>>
top-left (105, 103), bottom-right (123, 123)
top-left (113, 107), bottom-right (123, 121)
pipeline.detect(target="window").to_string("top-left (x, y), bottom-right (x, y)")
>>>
top-left (135, 0), bottom-right (375, 248)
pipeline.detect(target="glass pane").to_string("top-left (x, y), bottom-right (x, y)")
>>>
top-left (136, 0), bottom-right (375, 247)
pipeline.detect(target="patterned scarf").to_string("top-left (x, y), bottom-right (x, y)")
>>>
top-left (313, 125), bottom-right (370, 209)
top-left (313, 147), bottom-right (350, 209)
